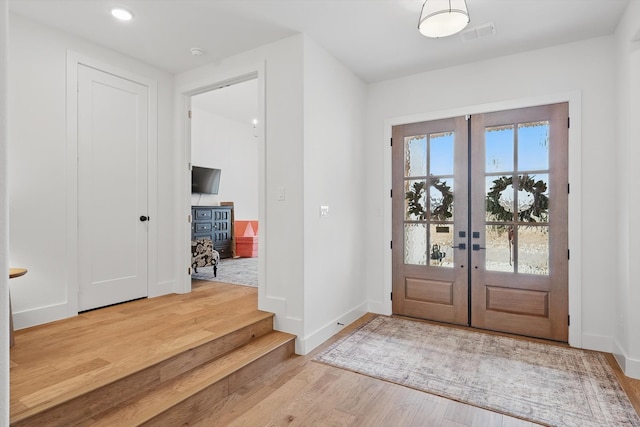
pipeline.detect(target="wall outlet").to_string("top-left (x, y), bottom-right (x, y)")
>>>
top-left (320, 205), bottom-right (329, 217)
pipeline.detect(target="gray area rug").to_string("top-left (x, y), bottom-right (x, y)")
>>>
top-left (191, 257), bottom-right (257, 287)
top-left (314, 315), bottom-right (640, 427)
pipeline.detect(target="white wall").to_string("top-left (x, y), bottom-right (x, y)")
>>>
top-left (615, 0), bottom-right (640, 378)
top-left (8, 14), bottom-right (176, 329)
top-left (175, 35), bottom-right (307, 348)
top-left (365, 36), bottom-right (619, 354)
top-left (301, 36), bottom-right (368, 352)
top-left (175, 34), bottom-right (369, 354)
top-left (190, 107), bottom-right (259, 220)
top-left (1, 1), bottom-right (9, 424)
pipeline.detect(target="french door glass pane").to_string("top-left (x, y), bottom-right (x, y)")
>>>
top-left (430, 224), bottom-right (454, 268)
top-left (485, 225), bottom-right (515, 273)
top-left (518, 173), bottom-right (549, 222)
top-left (430, 132), bottom-right (454, 176)
top-left (485, 125), bottom-right (514, 173)
top-left (405, 136), bottom-right (426, 177)
top-left (518, 121), bottom-right (549, 171)
top-left (518, 225), bottom-right (549, 275)
top-left (486, 175), bottom-right (514, 222)
top-left (430, 178), bottom-right (454, 220)
top-left (405, 223), bottom-right (427, 265)
top-left (405, 179), bottom-right (427, 221)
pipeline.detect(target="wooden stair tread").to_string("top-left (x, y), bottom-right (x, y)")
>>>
top-left (90, 331), bottom-right (296, 426)
top-left (11, 309), bottom-right (275, 424)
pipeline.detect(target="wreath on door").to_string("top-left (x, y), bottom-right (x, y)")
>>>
top-left (486, 175), bottom-right (549, 222)
top-left (405, 178), bottom-right (453, 221)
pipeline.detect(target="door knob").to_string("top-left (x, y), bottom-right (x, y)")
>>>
top-left (139, 215), bottom-right (149, 222)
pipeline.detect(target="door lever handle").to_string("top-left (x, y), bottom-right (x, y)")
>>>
top-left (472, 244), bottom-right (486, 251)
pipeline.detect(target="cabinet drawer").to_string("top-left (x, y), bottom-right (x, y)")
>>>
top-left (193, 233), bottom-right (213, 242)
top-left (194, 209), bottom-right (212, 220)
top-left (195, 222), bottom-right (212, 233)
top-left (215, 244), bottom-right (232, 259)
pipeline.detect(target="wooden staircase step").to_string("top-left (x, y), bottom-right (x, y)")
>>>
top-left (10, 311), bottom-right (277, 427)
top-left (88, 331), bottom-right (296, 427)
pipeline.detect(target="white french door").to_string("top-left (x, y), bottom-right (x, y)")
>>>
top-left (77, 64), bottom-right (149, 311)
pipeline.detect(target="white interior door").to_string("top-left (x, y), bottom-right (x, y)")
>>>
top-left (78, 64), bottom-right (149, 311)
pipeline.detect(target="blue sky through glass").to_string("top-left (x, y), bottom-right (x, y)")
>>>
top-left (518, 122), bottom-right (549, 171)
top-left (486, 126), bottom-right (514, 173)
top-left (430, 132), bottom-right (454, 176)
top-left (485, 122), bottom-right (549, 173)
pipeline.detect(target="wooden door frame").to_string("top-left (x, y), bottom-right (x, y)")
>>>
top-left (66, 51), bottom-right (158, 317)
top-left (383, 92), bottom-right (583, 348)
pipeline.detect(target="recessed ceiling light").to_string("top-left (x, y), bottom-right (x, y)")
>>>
top-left (111, 8), bottom-right (133, 21)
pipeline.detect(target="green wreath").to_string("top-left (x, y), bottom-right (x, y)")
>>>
top-left (405, 178), bottom-right (453, 221)
top-left (486, 175), bottom-right (548, 222)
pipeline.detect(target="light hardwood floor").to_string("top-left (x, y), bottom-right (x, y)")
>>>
top-left (10, 281), bottom-right (265, 423)
top-left (192, 301), bottom-right (640, 426)
top-left (193, 312), bottom-right (538, 427)
top-left (11, 280), bottom-right (640, 426)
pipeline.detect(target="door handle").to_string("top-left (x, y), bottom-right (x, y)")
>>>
top-left (452, 243), bottom-right (466, 250)
top-left (139, 215), bottom-right (149, 222)
top-left (472, 244), bottom-right (486, 251)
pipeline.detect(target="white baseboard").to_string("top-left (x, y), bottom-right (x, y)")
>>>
top-left (612, 340), bottom-right (627, 372)
top-left (14, 283), bottom-right (176, 330)
top-left (13, 302), bottom-right (73, 330)
top-left (612, 339), bottom-right (640, 380)
top-left (581, 333), bottom-right (612, 353)
top-left (149, 279), bottom-right (174, 297)
top-left (625, 357), bottom-right (640, 379)
top-left (296, 302), bottom-right (368, 355)
top-left (259, 294), bottom-right (287, 316)
top-left (271, 314), bottom-right (303, 354)
top-left (367, 299), bottom-right (391, 316)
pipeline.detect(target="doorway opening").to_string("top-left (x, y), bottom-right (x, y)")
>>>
top-left (187, 76), bottom-right (260, 289)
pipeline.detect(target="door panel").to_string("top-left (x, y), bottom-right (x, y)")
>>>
top-left (78, 65), bottom-right (149, 311)
top-left (392, 118), bottom-right (469, 325)
top-left (392, 103), bottom-right (568, 341)
top-left (471, 103), bottom-right (568, 341)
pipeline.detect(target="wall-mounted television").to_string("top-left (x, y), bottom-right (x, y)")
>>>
top-left (191, 166), bottom-right (221, 194)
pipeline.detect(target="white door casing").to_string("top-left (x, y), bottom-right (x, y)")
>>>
top-left (77, 64), bottom-right (149, 311)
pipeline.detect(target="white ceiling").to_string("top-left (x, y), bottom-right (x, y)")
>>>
top-left (9, 0), bottom-right (632, 83)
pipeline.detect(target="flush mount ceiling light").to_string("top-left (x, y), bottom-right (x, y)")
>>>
top-left (418, 0), bottom-right (470, 38)
top-left (111, 7), bottom-right (133, 21)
